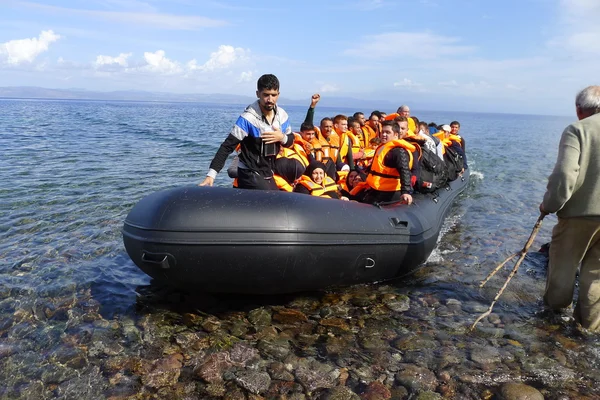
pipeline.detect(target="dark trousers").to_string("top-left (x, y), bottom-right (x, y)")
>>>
top-left (237, 168), bottom-right (278, 190)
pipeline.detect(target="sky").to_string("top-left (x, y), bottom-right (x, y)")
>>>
top-left (0, 0), bottom-right (598, 115)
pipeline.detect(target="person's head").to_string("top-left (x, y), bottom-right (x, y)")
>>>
top-left (441, 124), bottom-right (451, 137)
top-left (381, 120), bottom-right (399, 143)
top-left (398, 120), bottom-right (409, 138)
top-left (349, 120), bottom-right (362, 135)
top-left (320, 117), bottom-right (334, 138)
top-left (397, 105), bottom-right (410, 117)
top-left (333, 114), bottom-right (348, 134)
top-left (346, 170), bottom-right (366, 189)
top-left (256, 74), bottom-right (280, 112)
top-left (380, 112), bottom-right (387, 119)
top-left (450, 121), bottom-right (460, 135)
top-left (353, 112), bottom-right (366, 126)
top-left (369, 137), bottom-right (381, 148)
top-left (418, 121), bottom-right (428, 133)
top-left (300, 122), bottom-right (316, 142)
top-left (575, 86), bottom-right (600, 120)
top-left (304, 161), bottom-right (327, 185)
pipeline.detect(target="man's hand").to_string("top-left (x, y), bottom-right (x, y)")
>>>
top-left (539, 203), bottom-right (549, 216)
top-left (199, 176), bottom-right (214, 186)
top-left (310, 94), bottom-right (321, 108)
top-left (261, 130), bottom-right (285, 144)
top-left (401, 193), bottom-right (413, 205)
top-left (303, 142), bottom-right (314, 153)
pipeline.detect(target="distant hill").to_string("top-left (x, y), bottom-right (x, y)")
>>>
top-left (0, 86), bottom-right (400, 111)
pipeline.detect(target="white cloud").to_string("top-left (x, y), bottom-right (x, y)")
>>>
top-left (393, 78), bottom-right (421, 87)
top-left (319, 83), bottom-right (340, 93)
top-left (95, 52), bottom-right (132, 67)
top-left (548, 0), bottom-right (600, 54)
top-left (438, 80), bottom-right (458, 87)
top-left (0, 30), bottom-right (61, 65)
top-left (142, 50), bottom-right (181, 74)
top-left (238, 71), bottom-right (253, 82)
top-left (188, 45), bottom-right (249, 72)
top-left (344, 32), bottom-right (475, 59)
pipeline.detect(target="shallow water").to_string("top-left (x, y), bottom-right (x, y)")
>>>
top-left (1, 98), bottom-right (598, 399)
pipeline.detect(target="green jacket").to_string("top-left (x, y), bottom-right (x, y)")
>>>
top-left (543, 112), bottom-right (600, 218)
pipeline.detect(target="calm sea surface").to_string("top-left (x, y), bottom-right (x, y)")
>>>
top-left (1, 98), bottom-right (598, 399)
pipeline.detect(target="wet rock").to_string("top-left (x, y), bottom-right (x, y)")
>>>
top-left (229, 319), bottom-right (249, 337)
top-left (56, 365), bottom-right (107, 399)
top-left (434, 306), bottom-right (454, 317)
top-left (194, 351), bottom-right (233, 383)
top-left (201, 317), bottom-right (221, 333)
top-left (182, 312), bottom-right (204, 327)
top-left (360, 380), bottom-right (391, 399)
top-left (52, 346), bottom-right (87, 369)
top-left (229, 342), bottom-right (260, 366)
top-left (359, 335), bottom-right (388, 351)
top-left (389, 386), bottom-right (409, 399)
top-left (469, 345), bottom-right (501, 364)
top-left (395, 364), bottom-right (438, 392)
top-left (414, 391), bottom-right (442, 400)
top-left (273, 308), bottom-right (308, 324)
top-left (235, 370), bottom-right (271, 395)
top-left (0, 343), bottom-right (18, 359)
top-left (318, 386), bottom-right (360, 400)
top-left (175, 331), bottom-right (199, 348)
top-left (223, 384), bottom-right (247, 400)
top-left (392, 334), bottom-right (436, 352)
top-left (268, 361), bottom-right (295, 381)
top-left (248, 308), bottom-right (272, 326)
top-left (350, 295), bottom-right (374, 307)
top-left (294, 359), bottom-right (339, 392)
top-left (205, 382), bottom-right (227, 397)
top-left (40, 364), bottom-right (78, 384)
top-left (320, 317), bottom-right (351, 332)
top-left (498, 382), bottom-right (544, 400)
top-left (384, 295), bottom-right (410, 313)
top-left (141, 353), bottom-right (183, 389)
top-left (325, 335), bottom-right (354, 356)
top-left (257, 338), bottom-right (290, 360)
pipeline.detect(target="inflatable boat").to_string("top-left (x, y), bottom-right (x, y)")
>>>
top-left (123, 170), bottom-right (469, 294)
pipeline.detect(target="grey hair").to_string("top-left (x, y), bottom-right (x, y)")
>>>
top-left (575, 86), bottom-right (600, 112)
top-left (397, 104), bottom-right (410, 112)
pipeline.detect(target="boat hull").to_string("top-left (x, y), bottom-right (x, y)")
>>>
top-left (123, 170), bottom-right (469, 294)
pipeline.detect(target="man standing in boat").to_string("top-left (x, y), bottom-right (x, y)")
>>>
top-left (200, 74), bottom-right (294, 190)
top-left (540, 85), bottom-right (600, 332)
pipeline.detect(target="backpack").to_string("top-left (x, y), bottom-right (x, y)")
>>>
top-left (444, 146), bottom-right (464, 182)
top-left (415, 147), bottom-right (448, 193)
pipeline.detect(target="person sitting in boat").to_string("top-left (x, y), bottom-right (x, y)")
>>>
top-left (434, 124), bottom-right (468, 170)
top-left (367, 111), bottom-right (382, 138)
top-left (334, 115), bottom-right (362, 171)
top-left (362, 120), bottom-right (416, 205)
top-left (315, 117), bottom-right (341, 172)
top-left (340, 169), bottom-right (369, 202)
top-left (353, 111), bottom-right (376, 148)
top-left (200, 74), bottom-right (294, 190)
top-left (294, 161), bottom-right (348, 200)
top-left (274, 138), bottom-right (309, 192)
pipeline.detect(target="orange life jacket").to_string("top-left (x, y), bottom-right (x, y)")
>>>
top-left (277, 144), bottom-right (309, 169)
top-left (273, 174), bottom-right (294, 192)
top-left (337, 170), bottom-right (349, 193)
top-left (360, 125), bottom-right (375, 148)
top-left (295, 175), bottom-right (338, 198)
top-left (366, 139), bottom-right (416, 192)
top-left (338, 131), bottom-right (362, 165)
top-left (314, 127), bottom-right (340, 163)
top-left (433, 132), bottom-right (461, 155)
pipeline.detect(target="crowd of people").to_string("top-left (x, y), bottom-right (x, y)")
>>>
top-left (200, 74), bottom-right (467, 205)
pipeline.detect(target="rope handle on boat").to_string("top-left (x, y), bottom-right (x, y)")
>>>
top-left (373, 199), bottom-right (416, 209)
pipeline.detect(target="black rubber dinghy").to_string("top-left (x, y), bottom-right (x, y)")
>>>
top-left (123, 169), bottom-right (469, 294)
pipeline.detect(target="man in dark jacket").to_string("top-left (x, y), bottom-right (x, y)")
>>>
top-left (200, 74), bottom-right (294, 190)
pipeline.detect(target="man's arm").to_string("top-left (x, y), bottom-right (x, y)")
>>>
top-left (302, 94), bottom-right (320, 126)
top-left (200, 133), bottom-right (241, 186)
top-left (542, 126), bottom-right (582, 213)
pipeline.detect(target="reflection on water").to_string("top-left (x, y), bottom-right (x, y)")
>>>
top-left (1, 99), bottom-right (598, 398)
